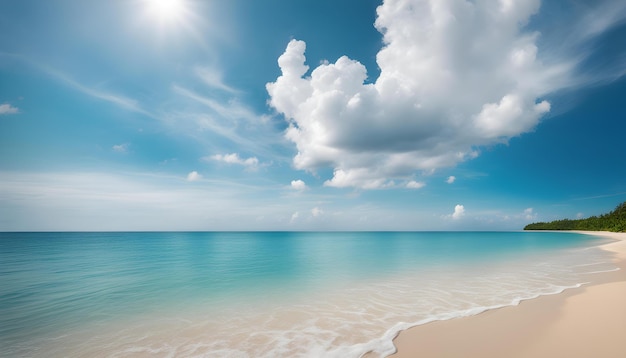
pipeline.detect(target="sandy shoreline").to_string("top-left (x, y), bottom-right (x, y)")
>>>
top-left (387, 231), bottom-right (626, 358)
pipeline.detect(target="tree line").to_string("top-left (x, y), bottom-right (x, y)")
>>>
top-left (524, 201), bottom-right (626, 232)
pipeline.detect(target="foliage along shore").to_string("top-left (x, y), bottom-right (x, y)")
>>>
top-left (524, 202), bottom-right (626, 232)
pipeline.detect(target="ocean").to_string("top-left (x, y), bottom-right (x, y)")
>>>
top-left (0, 231), bottom-right (617, 357)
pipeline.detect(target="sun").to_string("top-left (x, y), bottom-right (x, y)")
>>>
top-left (137, 0), bottom-right (206, 45)
top-left (144, 0), bottom-right (188, 25)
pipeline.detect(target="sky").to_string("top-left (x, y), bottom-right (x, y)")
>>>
top-left (0, 0), bottom-right (625, 231)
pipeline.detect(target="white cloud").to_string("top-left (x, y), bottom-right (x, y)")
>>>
top-left (452, 204), bottom-right (465, 220)
top-left (186, 171), bottom-right (202, 182)
top-left (474, 94), bottom-right (550, 139)
top-left (266, 0), bottom-right (592, 189)
top-left (208, 153), bottom-right (259, 168)
top-left (576, 212), bottom-right (584, 219)
top-left (290, 179), bottom-right (307, 190)
top-left (112, 143), bottom-right (130, 153)
top-left (406, 180), bottom-right (426, 189)
top-left (323, 169), bottom-right (393, 189)
top-left (290, 211), bottom-right (300, 223)
top-left (311, 207), bottom-right (324, 217)
top-left (446, 176), bottom-right (456, 184)
top-left (0, 103), bottom-right (19, 115)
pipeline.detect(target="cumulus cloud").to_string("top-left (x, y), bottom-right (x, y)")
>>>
top-left (187, 171), bottom-right (202, 182)
top-left (112, 143), bottom-right (130, 153)
top-left (452, 204), bottom-right (465, 220)
top-left (266, 0), bottom-right (586, 189)
top-left (290, 179), bottom-right (307, 190)
top-left (208, 153), bottom-right (259, 168)
top-left (446, 176), bottom-right (456, 184)
top-left (0, 103), bottom-right (19, 115)
top-left (290, 211), bottom-right (300, 223)
top-left (406, 180), bottom-right (426, 189)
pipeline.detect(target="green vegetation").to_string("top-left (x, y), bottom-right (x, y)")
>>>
top-left (524, 202), bottom-right (626, 232)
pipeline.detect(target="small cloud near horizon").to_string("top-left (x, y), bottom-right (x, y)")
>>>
top-left (0, 103), bottom-right (19, 115)
top-left (311, 207), bottom-right (323, 217)
top-left (187, 171), bottom-right (202, 182)
top-left (452, 204), bottom-right (465, 220)
top-left (523, 208), bottom-right (537, 221)
top-left (112, 143), bottom-right (130, 153)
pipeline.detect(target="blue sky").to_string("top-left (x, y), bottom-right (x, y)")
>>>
top-left (1, 0), bottom-right (625, 231)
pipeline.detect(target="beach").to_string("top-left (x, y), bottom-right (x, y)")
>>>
top-left (389, 231), bottom-right (626, 358)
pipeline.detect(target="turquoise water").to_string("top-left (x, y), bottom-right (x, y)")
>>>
top-left (0, 231), bottom-right (617, 357)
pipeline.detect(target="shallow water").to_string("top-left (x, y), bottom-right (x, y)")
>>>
top-left (0, 231), bottom-right (616, 357)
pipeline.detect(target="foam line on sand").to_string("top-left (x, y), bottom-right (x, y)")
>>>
top-left (388, 231), bottom-right (626, 358)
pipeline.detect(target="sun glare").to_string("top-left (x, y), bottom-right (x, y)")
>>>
top-left (137, 0), bottom-right (205, 44)
top-left (145, 0), bottom-right (187, 24)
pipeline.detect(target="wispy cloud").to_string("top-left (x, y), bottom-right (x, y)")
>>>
top-left (575, 1), bottom-right (626, 41)
top-left (0, 171), bottom-right (290, 231)
top-left (54, 72), bottom-right (151, 116)
top-left (1, 52), bottom-right (157, 120)
top-left (195, 66), bottom-right (238, 94)
top-left (171, 84), bottom-right (286, 157)
top-left (571, 191), bottom-right (626, 201)
top-left (446, 176), bottom-right (456, 184)
top-left (173, 85), bottom-right (264, 124)
top-left (5, 52), bottom-right (283, 164)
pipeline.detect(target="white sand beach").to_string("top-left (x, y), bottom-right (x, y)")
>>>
top-left (389, 231), bottom-right (626, 358)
